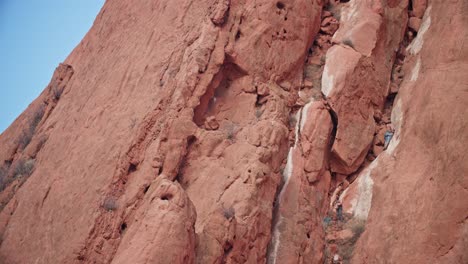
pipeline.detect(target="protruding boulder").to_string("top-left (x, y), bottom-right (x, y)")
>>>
top-left (112, 178), bottom-right (197, 264)
top-left (408, 17), bottom-right (422, 32)
top-left (268, 100), bottom-right (333, 263)
top-left (411, 0), bottom-right (428, 18)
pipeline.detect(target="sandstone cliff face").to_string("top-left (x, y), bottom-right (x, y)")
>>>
top-left (0, 0), bottom-right (466, 264)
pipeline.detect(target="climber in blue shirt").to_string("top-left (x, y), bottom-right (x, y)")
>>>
top-left (384, 130), bottom-right (394, 150)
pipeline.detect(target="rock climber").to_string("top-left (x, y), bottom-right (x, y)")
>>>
top-left (383, 130), bottom-right (394, 150)
top-left (336, 201), bottom-right (343, 221)
top-left (333, 253), bottom-right (342, 264)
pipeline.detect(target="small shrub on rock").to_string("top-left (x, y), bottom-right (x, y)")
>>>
top-left (52, 85), bottom-right (64, 101)
top-left (103, 196), bottom-right (118, 211)
top-left (339, 219), bottom-right (366, 261)
top-left (222, 206), bottom-right (235, 219)
top-left (0, 165), bottom-right (9, 191)
top-left (12, 159), bottom-right (35, 179)
top-left (343, 39), bottom-right (355, 49)
top-left (17, 104), bottom-right (46, 151)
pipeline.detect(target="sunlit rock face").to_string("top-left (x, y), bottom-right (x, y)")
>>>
top-left (0, 0), bottom-right (466, 263)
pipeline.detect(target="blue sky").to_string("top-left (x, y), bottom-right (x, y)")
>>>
top-left (0, 0), bottom-right (104, 133)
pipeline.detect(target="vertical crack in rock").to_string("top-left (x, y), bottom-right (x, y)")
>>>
top-left (267, 114), bottom-right (298, 264)
top-left (181, 1), bottom-right (324, 263)
top-left (321, 1), bottom-right (423, 262)
top-left (327, 104), bottom-right (339, 149)
top-left (266, 0), bottom-right (417, 262)
top-left (266, 3), bottom-right (338, 262)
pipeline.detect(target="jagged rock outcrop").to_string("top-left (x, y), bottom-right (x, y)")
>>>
top-left (268, 100), bottom-right (333, 264)
top-left (323, 0), bottom-right (408, 175)
top-left (345, 1), bottom-right (468, 263)
top-left (0, 0), bottom-right (466, 263)
top-left (0, 0), bottom-right (321, 263)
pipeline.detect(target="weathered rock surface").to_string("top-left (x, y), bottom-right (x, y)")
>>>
top-left (323, 0), bottom-right (408, 175)
top-left (348, 1), bottom-right (468, 263)
top-left (0, 0), bottom-right (467, 263)
top-left (112, 178), bottom-right (197, 264)
top-left (268, 100), bottom-right (333, 264)
top-left (0, 0), bottom-right (321, 263)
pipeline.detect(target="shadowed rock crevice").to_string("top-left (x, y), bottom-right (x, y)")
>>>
top-left (321, 1), bottom-right (436, 263)
top-left (193, 61), bottom-right (248, 129)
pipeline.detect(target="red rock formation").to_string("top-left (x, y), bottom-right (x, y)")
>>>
top-left (348, 1), bottom-right (468, 263)
top-left (112, 178), bottom-right (197, 264)
top-left (0, 0), bottom-right (466, 263)
top-left (323, 0), bottom-right (408, 175)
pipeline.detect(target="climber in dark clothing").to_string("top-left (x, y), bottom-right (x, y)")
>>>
top-left (336, 202), bottom-right (343, 221)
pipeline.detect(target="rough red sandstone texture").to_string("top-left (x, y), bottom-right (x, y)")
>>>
top-left (347, 1), bottom-right (468, 263)
top-left (0, 0), bottom-right (467, 264)
top-left (323, 0), bottom-right (408, 175)
top-left (0, 0), bottom-right (320, 263)
top-left (112, 178), bottom-right (197, 264)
